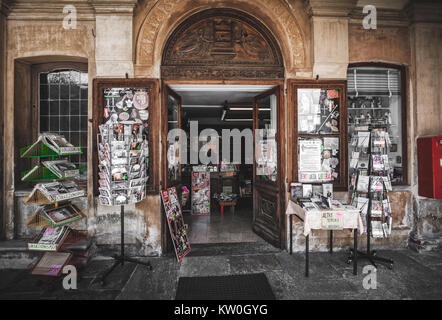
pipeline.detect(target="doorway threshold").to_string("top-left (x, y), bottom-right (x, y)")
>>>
top-left (187, 241), bottom-right (281, 257)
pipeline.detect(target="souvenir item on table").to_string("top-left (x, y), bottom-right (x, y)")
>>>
top-left (302, 184), bottom-right (313, 198)
top-left (290, 183), bottom-right (303, 199)
top-left (161, 187), bottom-right (191, 261)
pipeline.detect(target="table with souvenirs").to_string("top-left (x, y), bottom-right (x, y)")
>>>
top-left (285, 198), bottom-right (363, 277)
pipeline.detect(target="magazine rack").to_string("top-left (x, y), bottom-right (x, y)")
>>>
top-left (20, 134), bottom-right (88, 277)
top-left (348, 125), bottom-right (394, 269)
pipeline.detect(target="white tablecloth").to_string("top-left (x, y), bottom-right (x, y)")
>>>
top-left (286, 200), bottom-right (364, 236)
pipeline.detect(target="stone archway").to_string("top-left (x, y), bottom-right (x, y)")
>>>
top-left (161, 8), bottom-right (284, 80)
top-left (133, 0), bottom-right (311, 78)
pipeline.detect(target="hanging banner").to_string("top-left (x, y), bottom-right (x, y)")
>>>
top-left (161, 187), bottom-right (191, 262)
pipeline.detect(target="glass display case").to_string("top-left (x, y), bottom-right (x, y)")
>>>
top-left (290, 80), bottom-right (347, 190)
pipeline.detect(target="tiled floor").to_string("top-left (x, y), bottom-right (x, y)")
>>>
top-left (184, 198), bottom-right (262, 244)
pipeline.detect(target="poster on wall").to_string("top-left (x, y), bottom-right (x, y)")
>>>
top-left (161, 187), bottom-right (191, 262)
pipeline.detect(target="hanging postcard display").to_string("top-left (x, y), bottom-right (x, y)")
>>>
top-left (97, 88), bottom-right (150, 206)
top-left (161, 187), bottom-right (191, 261)
top-left (191, 166), bottom-right (210, 215)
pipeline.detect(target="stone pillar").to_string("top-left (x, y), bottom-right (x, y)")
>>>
top-left (91, 0), bottom-right (137, 77)
top-left (306, 0), bottom-right (357, 79)
top-left (406, 0), bottom-right (442, 250)
top-left (1, 0), bottom-right (9, 239)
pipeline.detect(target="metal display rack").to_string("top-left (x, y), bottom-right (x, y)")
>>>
top-left (348, 125), bottom-right (394, 269)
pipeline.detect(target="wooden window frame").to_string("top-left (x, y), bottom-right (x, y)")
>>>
top-left (92, 78), bottom-right (160, 195)
top-left (288, 79), bottom-right (348, 191)
top-left (348, 62), bottom-right (408, 186)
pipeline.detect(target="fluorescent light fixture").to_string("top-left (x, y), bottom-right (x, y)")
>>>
top-left (182, 105), bottom-right (224, 108)
top-left (221, 110), bottom-right (227, 121)
top-left (224, 118), bottom-right (253, 122)
top-left (228, 107), bottom-right (271, 111)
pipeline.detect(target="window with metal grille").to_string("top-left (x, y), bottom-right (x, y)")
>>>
top-left (39, 69), bottom-right (88, 179)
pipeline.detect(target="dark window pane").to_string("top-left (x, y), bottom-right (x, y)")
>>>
top-left (50, 100), bottom-right (59, 115)
top-left (80, 116), bottom-right (88, 131)
top-left (80, 133), bottom-right (87, 147)
top-left (70, 85), bottom-right (80, 99)
top-left (50, 85), bottom-right (59, 99)
top-left (70, 132), bottom-right (80, 146)
top-left (60, 116), bottom-right (70, 131)
top-left (50, 117), bottom-right (59, 131)
top-left (40, 85), bottom-right (49, 100)
top-left (40, 74), bottom-right (48, 85)
top-left (70, 100), bottom-right (80, 115)
top-left (40, 116), bottom-right (49, 131)
top-left (40, 101), bottom-right (49, 116)
top-left (70, 116), bottom-right (80, 131)
top-left (80, 100), bottom-right (88, 115)
top-left (80, 86), bottom-right (88, 100)
top-left (60, 85), bottom-right (70, 99)
top-left (59, 100), bottom-right (69, 115)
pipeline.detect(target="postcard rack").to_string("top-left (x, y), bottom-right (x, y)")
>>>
top-left (20, 134), bottom-right (88, 277)
top-left (95, 86), bottom-right (153, 284)
top-left (348, 125), bottom-right (394, 269)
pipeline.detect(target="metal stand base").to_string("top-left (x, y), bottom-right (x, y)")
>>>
top-left (98, 205), bottom-right (153, 285)
top-left (347, 249), bottom-right (394, 270)
top-left (99, 254), bottom-right (152, 285)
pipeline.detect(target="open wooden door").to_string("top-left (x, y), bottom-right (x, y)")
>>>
top-left (161, 84), bottom-right (182, 253)
top-left (252, 86), bottom-right (284, 248)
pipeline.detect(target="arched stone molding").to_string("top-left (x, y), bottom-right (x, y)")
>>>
top-left (134, 0), bottom-right (312, 78)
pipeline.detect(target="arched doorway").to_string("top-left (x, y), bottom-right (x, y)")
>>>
top-left (161, 8), bottom-right (286, 251)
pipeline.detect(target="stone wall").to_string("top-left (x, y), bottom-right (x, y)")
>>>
top-left (408, 1), bottom-right (442, 249)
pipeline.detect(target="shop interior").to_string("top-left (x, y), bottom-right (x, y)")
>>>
top-left (166, 84), bottom-right (276, 244)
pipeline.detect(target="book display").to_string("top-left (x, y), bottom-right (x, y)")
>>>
top-left (161, 187), bottom-right (191, 261)
top-left (348, 125), bottom-right (394, 269)
top-left (20, 134), bottom-right (87, 277)
top-left (191, 166), bottom-right (210, 215)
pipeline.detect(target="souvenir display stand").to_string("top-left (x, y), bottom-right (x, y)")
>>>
top-left (191, 166), bottom-right (211, 215)
top-left (286, 189), bottom-right (363, 277)
top-left (161, 187), bottom-right (191, 262)
top-left (96, 86), bottom-right (153, 284)
top-left (347, 125), bottom-right (394, 269)
top-left (20, 133), bottom-right (88, 277)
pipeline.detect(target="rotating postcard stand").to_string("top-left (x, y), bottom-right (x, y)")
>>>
top-left (347, 125), bottom-right (394, 270)
top-left (96, 118), bottom-right (152, 284)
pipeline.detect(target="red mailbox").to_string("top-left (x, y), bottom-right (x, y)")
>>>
top-left (417, 136), bottom-right (442, 199)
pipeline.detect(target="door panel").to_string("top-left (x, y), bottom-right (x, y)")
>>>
top-left (163, 85), bottom-right (182, 188)
top-left (162, 84), bottom-right (182, 254)
top-left (252, 87), bottom-right (282, 248)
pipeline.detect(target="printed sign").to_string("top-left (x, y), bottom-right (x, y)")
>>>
top-left (320, 211), bottom-right (344, 230)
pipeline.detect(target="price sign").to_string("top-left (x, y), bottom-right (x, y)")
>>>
top-left (321, 211), bottom-right (344, 230)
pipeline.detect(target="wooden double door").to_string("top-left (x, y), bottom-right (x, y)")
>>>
top-left (162, 83), bottom-right (285, 250)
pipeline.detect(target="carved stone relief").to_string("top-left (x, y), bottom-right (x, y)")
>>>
top-left (134, 0), bottom-right (308, 75)
top-left (161, 8), bottom-right (284, 79)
